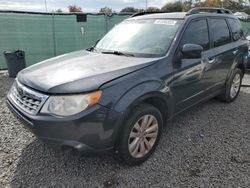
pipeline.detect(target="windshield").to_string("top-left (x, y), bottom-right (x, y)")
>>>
top-left (95, 19), bottom-right (183, 57)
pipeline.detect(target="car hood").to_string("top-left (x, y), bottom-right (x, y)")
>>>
top-left (18, 50), bottom-right (158, 94)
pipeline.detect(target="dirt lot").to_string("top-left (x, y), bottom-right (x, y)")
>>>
top-left (0, 72), bottom-right (250, 188)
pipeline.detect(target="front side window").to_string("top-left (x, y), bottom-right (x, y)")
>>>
top-left (180, 19), bottom-right (209, 50)
top-left (209, 19), bottom-right (231, 47)
top-left (227, 18), bottom-right (244, 41)
top-left (96, 19), bottom-right (183, 57)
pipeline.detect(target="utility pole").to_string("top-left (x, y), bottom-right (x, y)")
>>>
top-left (146, 0), bottom-right (148, 10)
top-left (44, 0), bottom-right (48, 12)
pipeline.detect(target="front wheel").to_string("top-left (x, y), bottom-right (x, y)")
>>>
top-left (217, 68), bottom-right (243, 102)
top-left (116, 104), bottom-right (163, 166)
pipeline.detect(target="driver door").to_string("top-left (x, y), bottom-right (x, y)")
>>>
top-left (171, 19), bottom-right (215, 113)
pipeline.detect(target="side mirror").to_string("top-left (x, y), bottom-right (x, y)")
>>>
top-left (181, 44), bottom-right (203, 59)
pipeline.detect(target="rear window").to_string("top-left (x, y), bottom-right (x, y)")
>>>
top-left (209, 19), bottom-right (231, 47)
top-left (227, 18), bottom-right (244, 41)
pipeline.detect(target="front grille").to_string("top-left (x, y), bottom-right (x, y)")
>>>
top-left (8, 80), bottom-right (48, 115)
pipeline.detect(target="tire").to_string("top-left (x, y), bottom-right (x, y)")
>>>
top-left (217, 68), bottom-right (243, 102)
top-left (247, 61), bottom-right (250, 69)
top-left (115, 103), bottom-right (163, 166)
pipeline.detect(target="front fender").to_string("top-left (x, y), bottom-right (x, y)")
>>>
top-left (109, 80), bottom-right (173, 147)
top-left (113, 80), bottom-right (173, 118)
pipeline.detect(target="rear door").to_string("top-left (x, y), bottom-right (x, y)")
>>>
top-left (226, 18), bottom-right (247, 67)
top-left (205, 18), bottom-right (238, 90)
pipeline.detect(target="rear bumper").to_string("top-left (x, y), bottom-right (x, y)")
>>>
top-left (6, 99), bottom-right (122, 154)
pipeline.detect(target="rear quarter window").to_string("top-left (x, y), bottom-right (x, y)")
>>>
top-left (227, 18), bottom-right (244, 41)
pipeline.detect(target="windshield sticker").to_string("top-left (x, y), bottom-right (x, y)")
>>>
top-left (154, 20), bottom-right (177, 25)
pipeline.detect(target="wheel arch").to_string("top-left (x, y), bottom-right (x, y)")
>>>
top-left (129, 93), bottom-right (170, 125)
top-left (226, 54), bottom-right (245, 85)
top-left (114, 87), bottom-right (173, 127)
top-left (113, 90), bottom-right (173, 149)
top-left (236, 62), bottom-right (245, 75)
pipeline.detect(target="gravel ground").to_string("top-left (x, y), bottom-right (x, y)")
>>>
top-left (0, 72), bottom-right (250, 188)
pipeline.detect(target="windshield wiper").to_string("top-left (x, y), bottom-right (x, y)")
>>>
top-left (101, 51), bottom-right (135, 57)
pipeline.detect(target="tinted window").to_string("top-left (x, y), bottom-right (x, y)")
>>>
top-left (228, 19), bottom-right (244, 41)
top-left (210, 19), bottom-right (231, 47)
top-left (180, 19), bottom-right (209, 50)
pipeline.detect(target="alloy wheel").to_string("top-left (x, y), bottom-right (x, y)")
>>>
top-left (128, 115), bottom-right (159, 158)
top-left (230, 73), bottom-right (241, 99)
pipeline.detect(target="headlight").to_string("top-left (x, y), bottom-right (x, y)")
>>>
top-left (41, 91), bottom-right (102, 116)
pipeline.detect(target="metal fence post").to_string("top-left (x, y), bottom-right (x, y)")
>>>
top-left (105, 12), bottom-right (108, 33)
top-left (52, 13), bottom-right (56, 56)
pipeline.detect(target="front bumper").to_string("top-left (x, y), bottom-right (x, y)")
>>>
top-left (6, 99), bottom-right (122, 154)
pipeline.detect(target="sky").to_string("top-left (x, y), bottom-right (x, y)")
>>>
top-left (0, 0), bottom-right (171, 13)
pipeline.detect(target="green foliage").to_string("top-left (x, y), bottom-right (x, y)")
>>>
top-left (99, 6), bottom-right (113, 13)
top-left (66, 1), bottom-right (250, 15)
top-left (68, 5), bottom-right (82, 12)
top-left (191, 0), bottom-right (249, 13)
top-left (222, 0), bottom-right (246, 11)
top-left (120, 7), bottom-right (144, 13)
top-left (146, 7), bottom-right (161, 12)
top-left (55, 9), bottom-right (63, 13)
top-left (161, 1), bottom-right (183, 13)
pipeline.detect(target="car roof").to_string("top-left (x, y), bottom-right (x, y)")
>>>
top-left (128, 12), bottom-right (187, 20)
top-left (128, 8), bottom-right (237, 21)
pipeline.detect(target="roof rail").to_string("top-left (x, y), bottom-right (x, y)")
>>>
top-left (130, 11), bottom-right (162, 18)
top-left (187, 7), bottom-right (233, 15)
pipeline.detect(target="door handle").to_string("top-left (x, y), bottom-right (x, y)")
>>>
top-left (207, 58), bottom-right (216, 64)
top-left (233, 49), bottom-right (239, 55)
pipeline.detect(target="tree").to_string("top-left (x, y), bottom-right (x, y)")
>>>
top-left (146, 7), bottom-right (161, 12)
top-left (99, 6), bottom-right (113, 13)
top-left (220, 0), bottom-right (245, 10)
top-left (197, 0), bottom-right (220, 7)
top-left (167, 0), bottom-right (250, 13)
top-left (182, 0), bottom-right (193, 11)
top-left (68, 5), bottom-right (82, 12)
top-left (120, 7), bottom-right (143, 13)
top-left (161, 1), bottom-right (183, 13)
top-left (55, 9), bottom-right (63, 13)
top-left (191, 0), bottom-right (246, 11)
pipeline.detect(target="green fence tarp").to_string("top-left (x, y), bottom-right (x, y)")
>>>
top-left (0, 12), bottom-right (129, 69)
top-left (240, 20), bottom-right (250, 36)
top-left (1, 12), bottom-right (250, 69)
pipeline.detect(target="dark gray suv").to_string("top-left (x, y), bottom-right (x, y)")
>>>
top-left (7, 8), bottom-right (248, 165)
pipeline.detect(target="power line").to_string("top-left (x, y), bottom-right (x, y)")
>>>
top-left (44, 0), bottom-right (48, 12)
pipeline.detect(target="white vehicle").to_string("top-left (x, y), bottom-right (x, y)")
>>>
top-left (234, 12), bottom-right (250, 20)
